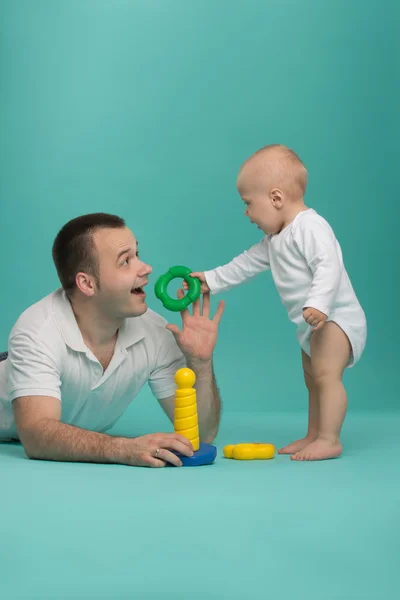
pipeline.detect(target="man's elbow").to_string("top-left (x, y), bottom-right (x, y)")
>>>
top-left (201, 425), bottom-right (219, 445)
top-left (24, 445), bottom-right (40, 460)
top-left (201, 434), bottom-right (216, 445)
top-left (18, 429), bottom-right (43, 459)
top-left (16, 419), bottom-right (54, 460)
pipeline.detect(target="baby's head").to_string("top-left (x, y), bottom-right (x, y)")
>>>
top-left (237, 144), bottom-right (307, 234)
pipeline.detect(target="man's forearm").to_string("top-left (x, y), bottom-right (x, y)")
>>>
top-left (187, 358), bottom-right (221, 443)
top-left (20, 418), bottom-right (126, 464)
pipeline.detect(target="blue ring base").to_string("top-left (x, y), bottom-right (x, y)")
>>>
top-left (175, 442), bottom-right (217, 467)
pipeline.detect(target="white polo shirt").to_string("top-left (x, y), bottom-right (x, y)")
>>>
top-left (0, 289), bottom-right (185, 440)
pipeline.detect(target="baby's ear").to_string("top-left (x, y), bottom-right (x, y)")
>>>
top-left (270, 188), bottom-right (284, 208)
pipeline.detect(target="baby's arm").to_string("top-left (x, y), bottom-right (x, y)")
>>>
top-left (293, 217), bottom-right (342, 323)
top-left (202, 237), bottom-right (271, 294)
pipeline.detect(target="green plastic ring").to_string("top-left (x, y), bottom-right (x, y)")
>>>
top-left (154, 265), bottom-right (201, 312)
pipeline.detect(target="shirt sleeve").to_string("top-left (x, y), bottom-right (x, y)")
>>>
top-left (293, 216), bottom-right (342, 317)
top-left (204, 236), bottom-right (271, 294)
top-left (148, 331), bottom-right (186, 400)
top-left (7, 333), bottom-right (62, 401)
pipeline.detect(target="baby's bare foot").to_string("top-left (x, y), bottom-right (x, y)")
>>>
top-left (278, 435), bottom-right (317, 455)
top-left (291, 439), bottom-right (342, 461)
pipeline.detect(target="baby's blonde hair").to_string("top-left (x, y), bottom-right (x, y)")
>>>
top-left (240, 144), bottom-right (308, 198)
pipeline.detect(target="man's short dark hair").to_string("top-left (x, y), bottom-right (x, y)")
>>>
top-left (52, 213), bottom-right (126, 296)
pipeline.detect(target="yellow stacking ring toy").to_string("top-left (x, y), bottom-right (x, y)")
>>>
top-left (155, 265), bottom-right (201, 312)
top-left (223, 443), bottom-right (275, 460)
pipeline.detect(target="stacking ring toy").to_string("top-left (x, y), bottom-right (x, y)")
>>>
top-left (155, 265), bottom-right (201, 312)
top-left (223, 443), bottom-right (275, 460)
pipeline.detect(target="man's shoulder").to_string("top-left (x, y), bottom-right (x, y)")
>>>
top-left (140, 308), bottom-right (169, 330)
top-left (125, 308), bottom-right (171, 339)
top-left (123, 308), bottom-right (174, 350)
top-left (9, 290), bottom-right (62, 343)
top-left (123, 308), bottom-right (182, 365)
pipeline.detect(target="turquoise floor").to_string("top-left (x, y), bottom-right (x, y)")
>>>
top-left (1, 412), bottom-right (399, 600)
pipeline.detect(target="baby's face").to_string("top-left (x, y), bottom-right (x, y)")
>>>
top-left (237, 166), bottom-right (285, 235)
top-left (239, 190), bottom-right (283, 235)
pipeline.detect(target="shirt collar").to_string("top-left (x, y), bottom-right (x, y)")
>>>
top-left (52, 289), bottom-right (146, 353)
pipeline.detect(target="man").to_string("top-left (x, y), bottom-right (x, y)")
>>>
top-left (0, 213), bottom-right (224, 467)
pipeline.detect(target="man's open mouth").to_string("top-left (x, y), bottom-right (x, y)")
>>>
top-left (131, 287), bottom-right (144, 295)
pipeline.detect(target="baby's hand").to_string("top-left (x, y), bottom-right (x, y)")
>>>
top-left (303, 307), bottom-right (327, 331)
top-left (182, 272), bottom-right (210, 294)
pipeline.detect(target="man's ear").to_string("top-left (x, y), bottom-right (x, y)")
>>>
top-left (75, 272), bottom-right (97, 297)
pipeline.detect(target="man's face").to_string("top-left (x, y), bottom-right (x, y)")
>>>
top-left (92, 227), bottom-right (152, 318)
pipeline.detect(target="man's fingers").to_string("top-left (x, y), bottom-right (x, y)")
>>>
top-left (192, 292), bottom-right (201, 316)
top-left (167, 434), bottom-right (194, 454)
top-left (145, 456), bottom-right (167, 468)
top-left (176, 289), bottom-right (189, 321)
top-left (164, 451), bottom-right (184, 467)
top-left (158, 432), bottom-right (193, 447)
top-left (173, 432), bottom-right (193, 446)
top-left (202, 291), bottom-right (210, 317)
top-left (131, 433), bottom-right (195, 468)
top-left (166, 324), bottom-right (181, 337)
top-left (152, 448), bottom-right (182, 467)
top-left (213, 300), bottom-right (225, 324)
top-left (167, 440), bottom-right (193, 457)
top-left (145, 435), bottom-right (194, 467)
top-left (160, 434), bottom-right (194, 456)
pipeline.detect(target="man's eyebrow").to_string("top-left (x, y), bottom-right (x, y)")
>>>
top-left (116, 241), bottom-right (138, 261)
top-left (116, 248), bottom-right (131, 261)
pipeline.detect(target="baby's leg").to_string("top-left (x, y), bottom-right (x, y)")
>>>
top-left (291, 322), bottom-right (351, 461)
top-left (278, 351), bottom-right (318, 454)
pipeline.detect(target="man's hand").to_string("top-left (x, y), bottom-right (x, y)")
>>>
top-left (166, 289), bottom-right (224, 361)
top-left (119, 432), bottom-right (194, 468)
top-left (182, 272), bottom-right (210, 293)
top-left (303, 307), bottom-right (327, 331)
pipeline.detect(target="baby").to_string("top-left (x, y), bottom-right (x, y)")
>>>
top-left (188, 144), bottom-right (367, 461)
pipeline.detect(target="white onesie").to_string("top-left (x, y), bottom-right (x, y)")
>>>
top-left (204, 209), bottom-right (366, 366)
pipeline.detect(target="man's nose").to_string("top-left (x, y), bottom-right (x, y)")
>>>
top-left (141, 261), bottom-right (152, 275)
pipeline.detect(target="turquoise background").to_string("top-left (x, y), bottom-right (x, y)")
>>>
top-left (0, 1), bottom-right (397, 414)
top-left (1, 3), bottom-right (399, 599)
